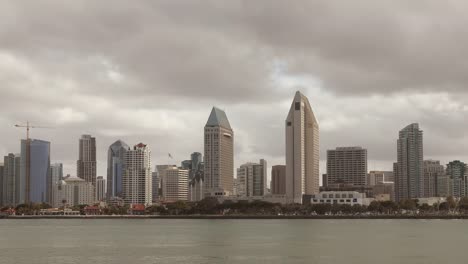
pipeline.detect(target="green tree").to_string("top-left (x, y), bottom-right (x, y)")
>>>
top-left (380, 201), bottom-right (398, 214)
top-left (446, 196), bottom-right (457, 210)
top-left (399, 199), bottom-right (417, 211)
top-left (458, 197), bottom-right (468, 212)
top-left (194, 197), bottom-right (220, 214)
top-left (418, 203), bottom-right (431, 213)
top-left (368, 201), bottom-right (382, 213)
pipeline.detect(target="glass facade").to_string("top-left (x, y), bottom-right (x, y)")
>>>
top-left (21, 139), bottom-right (51, 204)
top-left (107, 140), bottom-right (129, 199)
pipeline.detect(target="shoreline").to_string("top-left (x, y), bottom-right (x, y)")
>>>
top-left (2, 215), bottom-right (468, 220)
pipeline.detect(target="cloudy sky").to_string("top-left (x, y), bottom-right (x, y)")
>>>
top-left (1, 1), bottom-right (468, 181)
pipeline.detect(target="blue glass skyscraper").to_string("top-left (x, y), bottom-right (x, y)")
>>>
top-left (20, 139), bottom-right (51, 204)
top-left (107, 140), bottom-right (129, 200)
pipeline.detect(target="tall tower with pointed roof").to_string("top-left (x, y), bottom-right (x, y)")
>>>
top-left (285, 91), bottom-right (320, 203)
top-left (204, 107), bottom-right (234, 197)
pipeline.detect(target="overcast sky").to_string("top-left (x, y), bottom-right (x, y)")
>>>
top-left (1, 1), bottom-right (468, 181)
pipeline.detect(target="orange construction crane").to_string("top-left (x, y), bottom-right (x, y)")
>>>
top-left (14, 121), bottom-right (53, 204)
top-left (14, 121), bottom-right (53, 140)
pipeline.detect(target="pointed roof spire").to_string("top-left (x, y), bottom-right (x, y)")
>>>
top-left (205, 107), bottom-right (232, 129)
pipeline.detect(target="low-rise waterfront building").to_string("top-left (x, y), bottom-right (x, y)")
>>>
top-left (306, 191), bottom-right (374, 206)
top-left (216, 194), bottom-right (288, 205)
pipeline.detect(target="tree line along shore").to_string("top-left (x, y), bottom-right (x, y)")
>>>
top-left (2, 196), bottom-right (468, 218)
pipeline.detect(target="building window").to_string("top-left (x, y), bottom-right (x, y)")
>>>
top-left (287, 122), bottom-right (292, 126)
top-left (295, 102), bottom-right (300, 110)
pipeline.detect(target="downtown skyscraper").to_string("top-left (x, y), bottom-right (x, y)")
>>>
top-left (326, 147), bottom-right (368, 187)
top-left (204, 107), bottom-right (234, 197)
top-left (107, 140), bottom-right (129, 199)
top-left (122, 143), bottom-right (152, 205)
top-left (236, 159), bottom-right (268, 197)
top-left (285, 91), bottom-right (320, 204)
top-left (20, 139), bottom-right (51, 204)
top-left (77, 135), bottom-right (97, 186)
top-left (395, 123), bottom-right (424, 202)
top-left (2, 153), bottom-right (20, 206)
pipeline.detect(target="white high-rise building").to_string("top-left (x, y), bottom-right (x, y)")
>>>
top-left (285, 91), bottom-right (320, 203)
top-left (204, 107), bottom-right (234, 197)
top-left (53, 177), bottom-right (95, 207)
top-left (96, 176), bottom-right (106, 202)
top-left (161, 166), bottom-right (189, 202)
top-left (122, 143), bottom-right (152, 206)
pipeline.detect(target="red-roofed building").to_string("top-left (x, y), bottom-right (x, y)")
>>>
top-left (84, 206), bottom-right (101, 215)
top-left (135, 143), bottom-right (146, 148)
top-left (128, 204), bottom-right (146, 215)
top-left (1, 208), bottom-right (16, 216)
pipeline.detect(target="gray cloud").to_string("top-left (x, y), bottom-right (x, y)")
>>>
top-left (1, 0), bottom-right (468, 179)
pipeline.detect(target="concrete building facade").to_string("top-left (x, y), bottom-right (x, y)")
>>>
top-left (2, 154), bottom-right (20, 206)
top-left (77, 135), bottom-right (97, 186)
top-left (236, 159), bottom-right (267, 197)
top-left (285, 91), bottom-right (320, 203)
top-left (395, 123), bottom-right (424, 202)
top-left (367, 171), bottom-right (394, 186)
top-left (446, 160), bottom-right (467, 198)
top-left (307, 191), bottom-right (373, 206)
top-left (0, 164), bottom-right (3, 206)
top-left (53, 177), bottom-right (95, 207)
top-left (326, 147), bottom-right (368, 186)
top-left (204, 107), bottom-right (234, 197)
top-left (423, 160), bottom-right (445, 198)
top-left (96, 176), bottom-right (106, 202)
top-left (50, 163), bottom-right (63, 207)
top-left (161, 166), bottom-right (189, 202)
top-left (271, 165), bottom-right (286, 195)
top-left (122, 143), bottom-right (152, 206)
top-left (152, 171), bottom-right (159, 202)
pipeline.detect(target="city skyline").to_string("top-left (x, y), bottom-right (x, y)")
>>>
top-left (2, 2), bottom-right (468, 183)
top-left (2, 2), bottom-right (468, 263)
top-left (0, 104), bottom-right (466, 185)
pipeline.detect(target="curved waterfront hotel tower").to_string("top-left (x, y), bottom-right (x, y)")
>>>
top-left (285, 91), bottom-right (320, 204)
